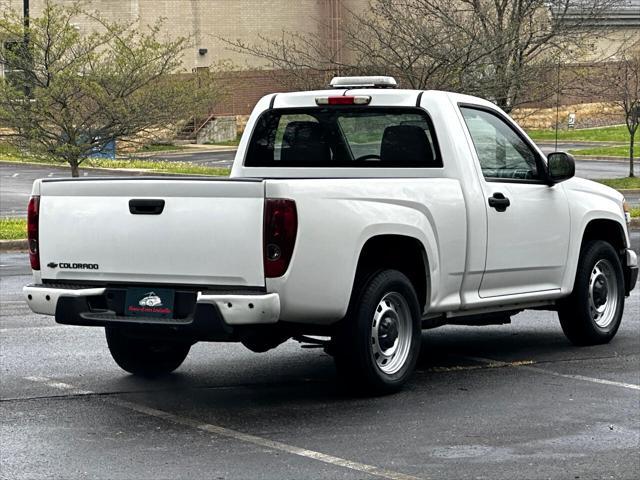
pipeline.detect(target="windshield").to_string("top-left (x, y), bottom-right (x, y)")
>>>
top-left (245, 107), bottom-right (442, 168)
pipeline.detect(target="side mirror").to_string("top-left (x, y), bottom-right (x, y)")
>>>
top-left (547, 152), bottom-right (575, 184)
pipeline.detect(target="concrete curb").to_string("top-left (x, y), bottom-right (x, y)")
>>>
top-left (0, 239), bottom-right (28, 252)
top-left (184, 145), bottom-right (238, 152)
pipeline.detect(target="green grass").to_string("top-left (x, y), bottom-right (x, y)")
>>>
top-left (0, 155), bottom-right (230, 176)
top-left (0, 218), bottom-right (26, 240)
top-left (0, 143), bottom-right (24, 160)
top-left (206, 134), bottom-right (242, 147)
top-left (597, 177), bottom-right (640, 189)
top-left (630, 207), bottom-right (640, 218)
top-left (568, 146), bottom-right (631, 157)
top-left (526, 125), bottom-right (630, 142)
top-left (83, 158), bottom-right (229, 176)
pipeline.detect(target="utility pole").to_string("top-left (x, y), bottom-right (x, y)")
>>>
top-left (554, 57), bottom-right (560, 151)
top-left (24, 0), bottom-right (29, 27)
top-left (23, 0), bottom-right (31, 97)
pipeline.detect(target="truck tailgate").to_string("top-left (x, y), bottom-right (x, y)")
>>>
top-left (37, 178), bottom-right (265, 287)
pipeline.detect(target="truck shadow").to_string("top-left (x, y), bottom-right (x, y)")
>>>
top-left (102, 320), bottom-right (630, 424)
top-left (417, 325), bottom-right (576, 370)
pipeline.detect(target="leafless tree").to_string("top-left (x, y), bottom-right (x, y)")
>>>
top-left (442, 0), bottom-right (621, 111)
top-left (222, 1), bottom-right (487, 93)
top-left (566, 40), bottom-right (639, 177)
top-left (617, 50), bottom-right (640, 177)
top-left (223, 0), bottom-right (621, 112)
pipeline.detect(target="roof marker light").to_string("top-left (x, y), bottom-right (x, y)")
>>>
top-left (315, 95), bottom-right (371, 106)
top-left (329, 76), bottom-right (397, 89)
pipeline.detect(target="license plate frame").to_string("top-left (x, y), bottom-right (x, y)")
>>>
top-left (124, 287), bottom-right (175, 318)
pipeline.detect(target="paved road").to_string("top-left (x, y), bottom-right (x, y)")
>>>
top-left (2, 156), bottom-right (639, 218)
top-left (1, 231), bottom-right (638, 479)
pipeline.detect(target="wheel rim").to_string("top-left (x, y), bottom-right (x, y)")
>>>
top-left (588, 259), bottom-right (619, 328)
top-left (371, 292), bottom-right (412, 375)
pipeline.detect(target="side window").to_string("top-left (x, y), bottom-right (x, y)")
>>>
top-left (461, 107), bottom-right (540, 180)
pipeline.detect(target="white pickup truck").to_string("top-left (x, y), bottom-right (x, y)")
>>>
top-left (24, 76), bottom-right (638, 393)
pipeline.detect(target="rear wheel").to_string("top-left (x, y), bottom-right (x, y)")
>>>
top-left (558, 240), bottom-right (625, 345)
top-left (105, 328), bottom-right (191, 376)
top-left (333, 269), bottom-right (421, 394)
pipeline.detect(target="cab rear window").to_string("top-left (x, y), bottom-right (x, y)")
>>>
top-left (245, 107), bottom-right (442, 168)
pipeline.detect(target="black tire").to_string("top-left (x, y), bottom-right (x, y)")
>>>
top-left (333, 269), bottom-right (421, 395)
top-left (558, 240), bottom-right (625, 346)
top-left (105, 328), bottom-right (191, 376)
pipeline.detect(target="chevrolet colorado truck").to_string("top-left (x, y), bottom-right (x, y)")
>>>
top-left (24, 76), bottom-right (638, 393)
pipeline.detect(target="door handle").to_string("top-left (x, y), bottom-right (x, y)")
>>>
top-left (129, 199), bottom-right (165, 215)
top-left (488, 193), bottom-right (510, 212)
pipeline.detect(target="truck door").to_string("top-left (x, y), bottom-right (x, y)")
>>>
top-left (460, 106), bottom-right (570, 298)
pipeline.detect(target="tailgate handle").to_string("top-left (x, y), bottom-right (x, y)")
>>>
top-left (129, 199), bottom-right (165, 215)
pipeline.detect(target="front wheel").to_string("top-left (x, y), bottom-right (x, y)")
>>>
top-left (105, 328), bottom-right (191, 376)
top-left (558, 240), bottom-right (625, 346)
top-left (333, 270), bottom-right (422, 394)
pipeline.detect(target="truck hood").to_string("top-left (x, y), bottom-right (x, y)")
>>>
top-left (563, 177), bottom-right (624, 204)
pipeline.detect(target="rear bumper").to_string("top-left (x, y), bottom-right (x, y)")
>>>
top-left (23, 284), bottom-right (280, 330)
top-left (24, 285), bottom-right (107, 316)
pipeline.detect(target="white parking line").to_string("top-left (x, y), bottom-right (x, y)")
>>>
top-left (108, 397), bottom-right (423, 480)
top-left (22, 376), bottom-right (423, 480)
top-left (465, 356), bottom-right (640, 391)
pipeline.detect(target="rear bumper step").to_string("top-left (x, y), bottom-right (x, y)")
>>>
top-left (23, 284), bottom-right (280, 328)
top-left (624, 248), bottom-right (638, 296)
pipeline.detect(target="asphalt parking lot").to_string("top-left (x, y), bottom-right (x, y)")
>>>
top-left (1, 230), bottom-right (639, 479)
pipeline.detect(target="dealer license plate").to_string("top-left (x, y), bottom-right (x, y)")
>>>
top-left (124, 287), bottom-right (175, 318)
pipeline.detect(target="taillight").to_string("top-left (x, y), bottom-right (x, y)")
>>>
top-left (27, 195), bottom-right (40, 270)
top-left (263, 199), bottom-right (297, 278)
